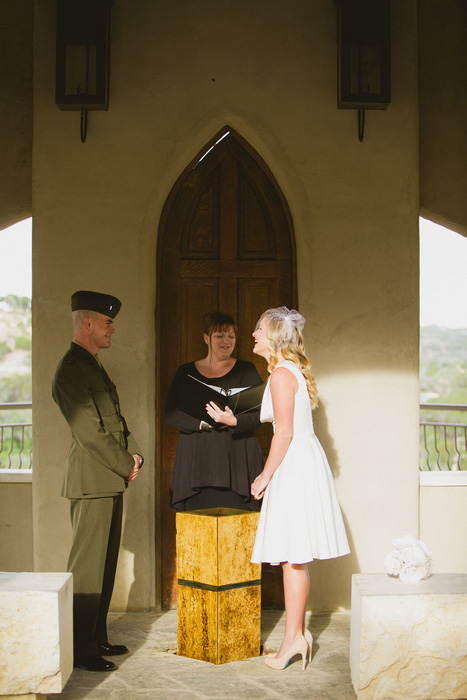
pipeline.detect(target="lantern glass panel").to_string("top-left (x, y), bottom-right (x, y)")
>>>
top-left (337, 0), bottom-right (391, 110)
top-left (65, 46), bottom-right (97, 96)
top-left (350, 44), bottom-right (382, 95)
top-left (56, 0), bottom-right (110, 110)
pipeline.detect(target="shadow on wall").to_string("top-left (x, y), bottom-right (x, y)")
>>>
top-left (313, 398), bottom-right (341, 478)
top-left (117, 486), bottom-right (152, 612)
top-left (309, 398), bottom-right (359, 611)
top-left (308, 517), bottom-right (358, 613)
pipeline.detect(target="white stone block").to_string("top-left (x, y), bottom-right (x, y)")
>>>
top-left (350, 573), bottom-right (467, 700)
top-left (0, 572), bottom-right (73, 695)
top-left (2, 696), bottom-right (47, 699)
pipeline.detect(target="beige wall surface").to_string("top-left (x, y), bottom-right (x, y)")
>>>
top-left (420, 485), bottom-right (467, 574)
top-left (418, 0), bottom-right (467, 236)
top-left (0, 482), bottom-right (34, 571)
top-left (0, 0), bottom-right (33, 231)
top-left (32, 0), bottom-right (420, 612)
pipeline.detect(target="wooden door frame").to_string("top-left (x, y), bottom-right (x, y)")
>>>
top-left (155, 125), bottom-right (297, 609)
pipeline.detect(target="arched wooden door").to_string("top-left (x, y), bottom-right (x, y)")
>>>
top-left (157, 126), bottom-right (296, 609)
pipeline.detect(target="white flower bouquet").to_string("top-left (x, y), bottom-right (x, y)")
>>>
top-left (384, 535), bottom-right (432, 583)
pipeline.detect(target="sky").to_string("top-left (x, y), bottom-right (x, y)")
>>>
top-left (419, 217), bottom-right (467, 329)
top-left (1, 216), bottom-right (466, 328)
top-left (1, 218), bottom-right (32, 298)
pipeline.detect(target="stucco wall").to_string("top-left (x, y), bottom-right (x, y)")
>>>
top-left (420, 483), bottom-right (467, 574)
top-left (0, 481), bottom-right (34, 571)
top-left (418, 0), bottom-right (467, 236)
top-left (32, 0), bottom-right (420, 611)
top-left (0, 0), bottom-right (33, 231)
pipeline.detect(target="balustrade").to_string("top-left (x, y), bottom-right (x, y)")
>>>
top-left (1, 402), bottom-right (466, 473)
top-left (420, 404), bottom-right (467, 471)
top-left (0, 402), bottom-right (32, 470)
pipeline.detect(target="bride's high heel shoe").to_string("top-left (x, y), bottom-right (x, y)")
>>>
top-left (264, 635), bottom-right (308, 670)
top-left (304, 628), bottom-right (313, 662)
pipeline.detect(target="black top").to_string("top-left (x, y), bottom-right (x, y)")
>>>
top-left (165, 360), bottom-right (265, 509)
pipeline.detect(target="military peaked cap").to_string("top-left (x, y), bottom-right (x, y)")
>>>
top-left (71, 290), bottom-right (122, 318)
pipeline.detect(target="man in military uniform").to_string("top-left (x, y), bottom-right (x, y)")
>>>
top-left (53, 290), bottom-right (143, 672)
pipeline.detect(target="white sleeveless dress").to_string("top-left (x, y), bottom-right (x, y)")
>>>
top-left (251, 361), bottom-right (350, 564)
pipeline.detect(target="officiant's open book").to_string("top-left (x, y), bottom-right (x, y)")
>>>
top-left (177, 373), bottom-right (267, 426)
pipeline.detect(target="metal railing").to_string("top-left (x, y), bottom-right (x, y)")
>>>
top-left (1, 401), bottom-right (466, 473)
top-left (0, 402), bottom-right (32, 470)
top-left (420, 404), bottom-right (467, 471)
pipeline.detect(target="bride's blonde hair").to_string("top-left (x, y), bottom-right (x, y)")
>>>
top-left (258, 307), bottom-right (318, 409)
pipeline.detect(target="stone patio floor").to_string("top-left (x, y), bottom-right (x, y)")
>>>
top-left (49, 610), bottom-right (356, 700)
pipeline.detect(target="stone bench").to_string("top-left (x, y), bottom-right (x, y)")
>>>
top-left (350, 573), bottom-right (467, 700)
top-left (0, 572), bottom-right (73, 699)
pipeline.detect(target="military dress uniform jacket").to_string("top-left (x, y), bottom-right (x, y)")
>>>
top-left (53, 342), bottom-right (141, 499)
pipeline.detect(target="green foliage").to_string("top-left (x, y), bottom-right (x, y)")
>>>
top-left (0, 296), bottom-right (31, 369)
top-left (420, 326), bottom-right (467, 403)
top-left (0, 296), bottom-right (32, 468)
top-left (17, 320), bottom-right (30, 333)
top-left (0, 294), bottom-right (31, 312)
top-left (0, 374), bottom-right (32, 403)
top-left (0, 341), bottom-right (10, 359)
top-left (420, 326), bottom-right (467, 470)
top-left (14, 336), bottom-right (31, 351)
top-left (0, 408), bottom-right (31, 424)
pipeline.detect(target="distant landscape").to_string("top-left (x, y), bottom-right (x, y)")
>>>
top-left (0, 295), bottom-right (465, 409)
top-left (0, 294), bottom-right (465, 470)
top-left (0, 295), bottom-right (32, 468)
top-left (419, 324), bottom-right (467, 435)
top-left (420, 325), bottom-right (467, 404)
top-left (419, 325), bottom-right (467, 470)
top-left (0, 295), bottom-right (31, 409)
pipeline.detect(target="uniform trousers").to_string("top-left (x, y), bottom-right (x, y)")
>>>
top-left (68, 494), bottom-right (123, 659)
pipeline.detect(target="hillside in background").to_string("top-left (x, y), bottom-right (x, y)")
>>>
top-left (0, 299), bottom-right (465, 407)
top-left (420, 325), bottom-right (467, 404)
top-left (0, 295), bottom-right (32, 467)
top-left (0, 294), bottom-right (32, 403)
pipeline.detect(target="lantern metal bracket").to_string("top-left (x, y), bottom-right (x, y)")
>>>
top-left (358, 108), bottom-right (365, 142)
top-left (80, 110), bottom-right (88, 144)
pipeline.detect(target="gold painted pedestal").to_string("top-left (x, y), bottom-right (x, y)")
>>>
top-left (176, 508), bottom-right (261, 664)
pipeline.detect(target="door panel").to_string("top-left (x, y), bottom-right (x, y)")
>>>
top-left (157, 126), bottom-right (296, 609)
top-left (180, 278), bottom-right (219, 359)
top-left (237, 278), bottom-right (276, 375)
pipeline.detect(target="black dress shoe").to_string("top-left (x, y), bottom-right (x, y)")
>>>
top-left (98, 642), bottom-right (129, 656)
top-left (74, 655), bottom-right (116, 672)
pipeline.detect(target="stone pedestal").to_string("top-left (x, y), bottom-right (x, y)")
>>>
top-left (350, 573), bottom-right (467, 700)
top-left (176, 508), bottom-right (261, 664)
top-left (0, 572), bottom-right (73, 697)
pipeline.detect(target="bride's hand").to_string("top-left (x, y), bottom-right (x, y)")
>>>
top-left (251, 473), bottom-right (269, 500)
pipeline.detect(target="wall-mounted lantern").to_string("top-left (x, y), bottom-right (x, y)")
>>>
top-left (55, 0), bottom-right (112, 143)
top-left (336, 0), bottom-right (391, 141)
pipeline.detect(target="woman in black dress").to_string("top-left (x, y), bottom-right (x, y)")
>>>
top-left (165, 311), bottom-right (264, 511)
